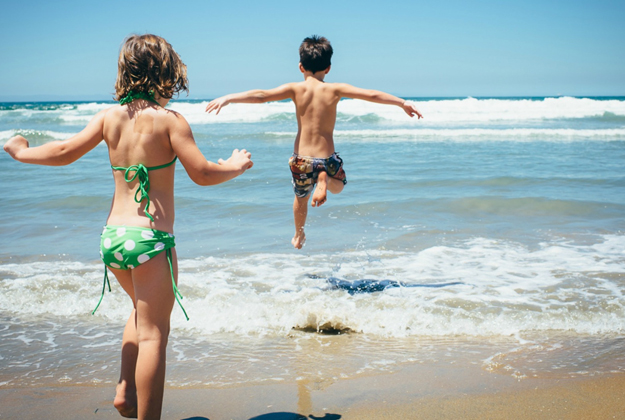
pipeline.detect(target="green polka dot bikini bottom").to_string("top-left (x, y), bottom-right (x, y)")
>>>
top-left (93, 225), bottom-right (188, 320)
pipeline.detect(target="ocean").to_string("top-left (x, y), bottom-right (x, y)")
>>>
top-left (1, 96), bottom-right (624, 388)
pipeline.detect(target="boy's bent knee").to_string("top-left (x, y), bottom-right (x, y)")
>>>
top-left (327, 177), bottom-right (345, 194)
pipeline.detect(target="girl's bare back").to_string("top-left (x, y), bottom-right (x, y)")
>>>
top-left (104, 101), bottom-right (178, 232)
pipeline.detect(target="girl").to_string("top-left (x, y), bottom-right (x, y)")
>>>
top-left (3, 34), bottom-right (253, 419)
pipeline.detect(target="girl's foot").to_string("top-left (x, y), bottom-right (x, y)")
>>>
top-left (114, 382), bottom-right (138, 418)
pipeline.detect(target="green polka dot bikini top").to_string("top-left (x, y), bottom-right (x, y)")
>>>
top-left (111, 158), bottom-right (177, 221)
top-left (115, 90), bottom-right (176, 221)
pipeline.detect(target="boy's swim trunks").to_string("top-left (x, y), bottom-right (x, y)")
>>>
top-left (100, 225), bottom-right (175, 270)
top-left (288, 152), bottom-right (347, 198)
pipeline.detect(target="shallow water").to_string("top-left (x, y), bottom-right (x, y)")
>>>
top-left (1, 96), bottom-right (624, 387)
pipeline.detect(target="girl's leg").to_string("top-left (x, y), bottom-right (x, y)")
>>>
top-left (109, 268), bottom-right (139, 418)
top-left (131, 249), bottom-right (177, 420)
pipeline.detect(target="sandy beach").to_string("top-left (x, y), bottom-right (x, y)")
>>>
top-left (2, 359), bottom-right (623, 420)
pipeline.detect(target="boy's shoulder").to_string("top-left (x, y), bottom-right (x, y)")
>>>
top-left (294, 80), bottom-right (349, 92)
top-left (324, 82), bottom-right (355, 91)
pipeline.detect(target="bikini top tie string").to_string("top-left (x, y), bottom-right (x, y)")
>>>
top-left (123, 164), bottom-right (153, 221)
top-left (110, 157), bottom-right (178, 222)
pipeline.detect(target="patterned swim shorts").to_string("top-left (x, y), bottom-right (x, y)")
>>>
top-left (288, 152), bottom-right (347, 198)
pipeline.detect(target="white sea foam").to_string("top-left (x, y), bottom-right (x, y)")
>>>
top-left (267, 128), bottom-right (625, 142)
top-left (5, 127), bottom-right (622, 147)
top-left (3, 97), bottom-right (624, 126)
top-left (57, 103), bottom-right (112, 123)
top-left (412, 96), bottom-right (625, 123)
top-left (0, 129), bottom-right (78, 143)
top-left (173, 97), bottom-right (625, 125)
top-left (0, 102), bottom-right (111, 124)
top-left (172, 101), bottom-right (296, 124)
top-left (2, 235), bottom-right (623, 339)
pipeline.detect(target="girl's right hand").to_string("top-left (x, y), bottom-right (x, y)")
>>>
top-left (3, 135), bottom-right (29, 160)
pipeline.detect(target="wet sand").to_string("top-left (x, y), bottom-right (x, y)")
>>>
top-left (1, 361), bottom-right (623, 420)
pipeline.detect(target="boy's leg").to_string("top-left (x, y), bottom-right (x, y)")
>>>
top-left (132, 249), bottom-right (177, 420)
top-left (109, 268), bottom-right (139, 418)
top-left (293, 194), bottom-right (310, 249)
top-left (311, 171), bottom-right (345, 207)
top-left (311, 172), bottom-right (327, 207)
top-left (327, 176), bottom-right (345, 195)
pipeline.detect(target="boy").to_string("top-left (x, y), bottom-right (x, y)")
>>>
top-left (206, 35), bottom-right (422, 249)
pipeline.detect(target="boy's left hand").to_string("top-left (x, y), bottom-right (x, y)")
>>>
top-left (402, 101), bottom-right (423, 119)
top-left (3, 135), bottom-right (29, 160)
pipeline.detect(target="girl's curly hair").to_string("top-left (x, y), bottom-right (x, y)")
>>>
top-left (115, 34), bottom-right (189, 101)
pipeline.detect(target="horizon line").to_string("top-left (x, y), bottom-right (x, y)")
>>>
top-left (2, 94), bottom-right (625, 103)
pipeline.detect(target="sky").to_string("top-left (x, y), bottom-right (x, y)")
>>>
top-left (1, 0), bottom-right (624, 101)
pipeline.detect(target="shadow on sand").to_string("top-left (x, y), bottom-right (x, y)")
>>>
top-left (248, 414), bottom-right (341, 420)
top-left (182, 412), bottom-right (341, 420)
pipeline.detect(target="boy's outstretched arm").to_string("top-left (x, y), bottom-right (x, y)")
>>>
top-left (336, 84), bottom-right (423, 118)
top-left (3, 110), bottom-right (106, 165)
top-left (205, 84), bottom-right (296, 114)
top-left (170, 112), bottom-right (253, 186)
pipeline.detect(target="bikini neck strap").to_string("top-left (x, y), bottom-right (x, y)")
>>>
top-left (119, 90), bottom-right (159, 106)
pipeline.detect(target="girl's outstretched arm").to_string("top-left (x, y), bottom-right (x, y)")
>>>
top-left (169, 111), bottom-right (253, 186)
top-left (4, 109), bottom-right (106, 165)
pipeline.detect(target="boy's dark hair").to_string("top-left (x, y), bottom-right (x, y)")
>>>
top-left (115, 34), bottom-right (189, 101)
top-left (299, 35), bottom-right (333, 74)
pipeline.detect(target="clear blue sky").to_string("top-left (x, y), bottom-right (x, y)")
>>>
top-left (1, 0), bottom-right (623, 101)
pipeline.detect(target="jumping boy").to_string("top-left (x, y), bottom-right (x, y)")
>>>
top-left (206, 35), bottom-right (422, 249)
top-left (4, 34), bottom-right (253, 420)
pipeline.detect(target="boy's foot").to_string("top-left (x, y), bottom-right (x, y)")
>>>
top-left (114, 383), bottom-right (138, 418)
top-left (311, 171), bottom-right (328, 207)
top-left (292, 230), bottom-right (306, 249)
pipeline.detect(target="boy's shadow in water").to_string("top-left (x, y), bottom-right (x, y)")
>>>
top-left (310, 274), bottom-right (464, 294)
top-left (182, 414), bottom-right (341, 420)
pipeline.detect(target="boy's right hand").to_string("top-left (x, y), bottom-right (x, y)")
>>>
top-left (3, 135), bottom-right (29, 160)
top-left (205, 96), bottom-right (230, 115)
top-left (218, 148), bottom-right (254, 173)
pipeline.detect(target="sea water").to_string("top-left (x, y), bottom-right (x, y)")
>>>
top-left (0, 97), bottom-right (624, 388)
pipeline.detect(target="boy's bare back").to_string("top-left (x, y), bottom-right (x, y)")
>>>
top-left (289, 77), bottom-right (342, 158)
